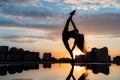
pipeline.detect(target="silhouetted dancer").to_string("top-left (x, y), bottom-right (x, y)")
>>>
top-left (66, 63), bottom-right (76, 80)
top-left (62, 10), bottom-right (85, 60)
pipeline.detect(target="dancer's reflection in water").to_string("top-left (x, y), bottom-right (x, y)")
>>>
top-left (78, 73), bottom-right (87, 80)
top-left (66, 64), bottom-right (87, 80)
top-left (66, 63), bottom-right (75, 80)
top-left (62, 10), bottom-right (85, 60)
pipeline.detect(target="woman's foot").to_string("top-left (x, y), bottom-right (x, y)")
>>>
top-left (70, 10), bottom-right (76, 16)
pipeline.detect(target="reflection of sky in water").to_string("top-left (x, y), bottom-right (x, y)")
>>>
top-left (74, 65), bottom-right (86, 79)
top-left (0, 64), bottom-right (120, 80)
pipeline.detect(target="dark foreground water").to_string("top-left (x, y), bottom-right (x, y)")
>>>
top-left (0, 63), bottom-right (120, 80)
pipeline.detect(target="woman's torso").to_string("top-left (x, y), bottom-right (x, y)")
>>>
top-left (62, 30), bottom-right (78, 41)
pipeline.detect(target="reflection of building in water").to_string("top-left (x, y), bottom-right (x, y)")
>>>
top-left (43, 62), bottom-right (51, 68)
top-left (0, 63), bottom-right (53, 76)
top-left (67, 63), bottom-right (110, 80)
top-left (0, 64), bottom-right (39, 76)
top-left (0, 65), bottom-right (7, 75)
top-left (75, 47), bottom-right (111, 62)
top-left (42, 52), bottom-right (53, 68)
top-left (0, 46), bottom-right (40, 62)
top-left (86, 64), bottom-right (110, 75)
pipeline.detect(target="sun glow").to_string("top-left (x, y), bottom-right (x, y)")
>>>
top-left (74, 66), bottom-right (85, 71)
top-left (73, 49), bottom-right (84, 58)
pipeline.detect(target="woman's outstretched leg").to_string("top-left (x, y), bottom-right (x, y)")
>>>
top-left (63, 10), bottom-right (76, 34)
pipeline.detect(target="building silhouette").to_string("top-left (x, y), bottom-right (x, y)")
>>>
top-left (75, 55), bottom-right (87, 62)
top-left (113, 56), bottom-right (120, 65)
top-left (58, 58), bottom-right (71, 62)
top-left (0, 46), bottom-right (9, 62)
top-left (42, 52), bottom-right (57, 61)
top-left (87, 47), bottom-right (111, 62)
top-left (0, 46), bottom-right (40, 62)
top-left (75, 47), bottom-right (111, 62)
top-left (43, 53), bottom-right (51, 61)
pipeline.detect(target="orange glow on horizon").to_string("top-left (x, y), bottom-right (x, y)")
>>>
top-left (73, 49), bottom-right (84, 58)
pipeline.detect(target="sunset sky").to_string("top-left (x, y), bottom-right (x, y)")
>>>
top-left (0, 0), bottom-right (120, 59)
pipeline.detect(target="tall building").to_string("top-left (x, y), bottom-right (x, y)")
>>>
top-left (87, 47), bottom-right (111, 62)
top-left (75, 55), bottom-right (87, 62)
top-left (113, 56), bottom-right (120, 64)
top-left (0, 46), bottom-right (9, 61)
top-left (0, 46), bottom-right (9, 52)
top-left (43, 53), bottom-right (52, 60)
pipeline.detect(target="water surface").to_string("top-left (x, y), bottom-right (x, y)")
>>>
top-left (0, 63), bottom-right (120, 80)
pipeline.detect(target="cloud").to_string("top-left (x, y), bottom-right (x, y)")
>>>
top-left (1, 12), bottom-right (120, 40)
top-left (63, 0), bottom-right (80, 4)
top-left (0, 0), bottom-right (56, 22)
top-left (0, 1), bottom-right (64, 27)
top-left (0, 26), bottom-right (58, 43)
top-left (0, 7), bottom-right (54, 20)
top-left (0, 36), bottom-right (36, 43)
top-left (45, 0), bottom-right (120, 10)
top-left (1, 7), bottom-right (55, 18)
top-left (1, 0), bottom-right (120, 19)
top-left (0, 35), bottom-right (56, 43)
top-left (0, 0), bottom-right (40, 7)
top-left (0, 0), bottom-right (120, 44)
top-left (75, 13), bottom-right (120, 37)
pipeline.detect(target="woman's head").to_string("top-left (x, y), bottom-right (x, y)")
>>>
top-left (76, 34), bottom-right (85, 52)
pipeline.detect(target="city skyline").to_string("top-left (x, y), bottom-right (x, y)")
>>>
top-left (0, 0), bottom-right (120, 58)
